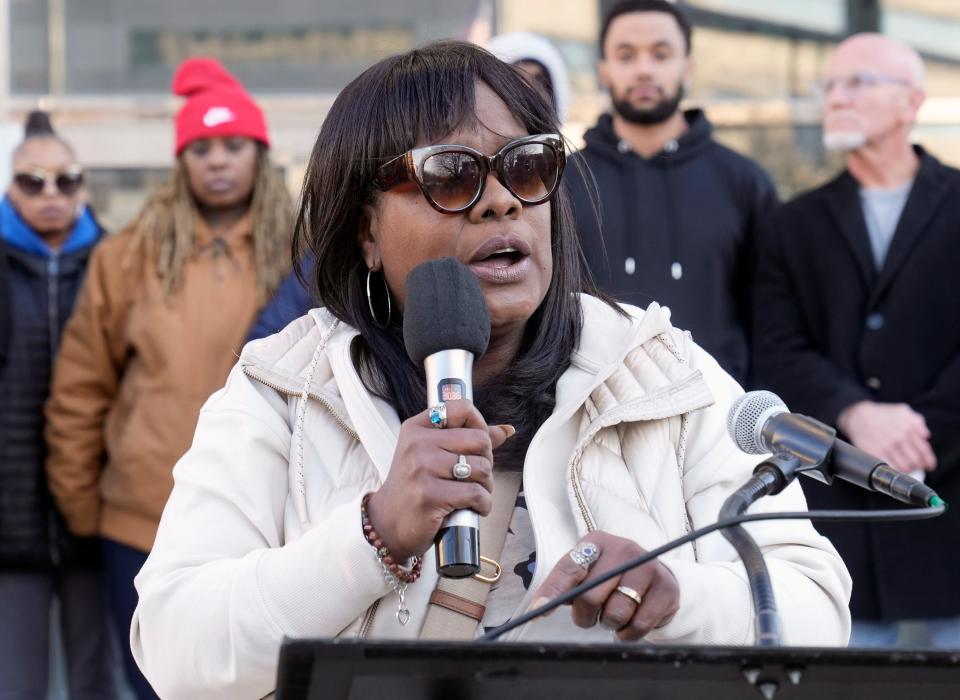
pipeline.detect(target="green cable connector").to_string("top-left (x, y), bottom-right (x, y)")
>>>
top-left (930, 495), bottom-right (947, 508)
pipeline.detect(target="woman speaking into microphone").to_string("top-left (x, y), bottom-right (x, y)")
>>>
top-left (131, 41), bottom-right (850, 698)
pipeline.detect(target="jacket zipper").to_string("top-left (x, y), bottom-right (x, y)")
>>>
top-left (569, 445), bottom-right (597, 533)
top-left (567, 409), bottom-right (606, 533)
top-left (47, 257), bottom-right (60, 356)
top-left (358, 598), bottom-right (381, 638)
top-left (309, 395), bottom-right (361, 442)
top-left (47, 257), bottom-right (62, 567)
top-left (241, 367), bottom-right (360, 442)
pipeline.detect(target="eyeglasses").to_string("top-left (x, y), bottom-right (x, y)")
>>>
top-left (374, 134), bottom-right (565, 214)
top-left (13, 167), bottom-right (84, 197)
top-left (812, 72), bottom-right (912, 99)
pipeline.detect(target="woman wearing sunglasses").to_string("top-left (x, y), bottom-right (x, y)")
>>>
top-left (44, 58), bottom-right (293, 699)
top-left (131, 42), bottom-right (849, 698)
top-left (0, 111), bottom-right (118, 697)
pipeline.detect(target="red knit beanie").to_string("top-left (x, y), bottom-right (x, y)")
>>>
top-left (172, 57), bottom-right (270, 155)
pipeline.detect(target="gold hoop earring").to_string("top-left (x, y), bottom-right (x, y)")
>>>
top-left (366, 269), bottom-right (392, 328)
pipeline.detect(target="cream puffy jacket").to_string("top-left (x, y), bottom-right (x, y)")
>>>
top-left (131, 295), bottom-right (851, 698)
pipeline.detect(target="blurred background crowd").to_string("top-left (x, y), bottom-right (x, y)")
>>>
top-left (1, 1), bottom-right (959, 223)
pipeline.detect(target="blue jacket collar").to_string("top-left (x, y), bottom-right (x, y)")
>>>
top-left (0, 196), bottom-right (100, 258)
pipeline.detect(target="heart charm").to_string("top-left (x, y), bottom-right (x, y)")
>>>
top-left (397, 607), bottom-right (411, 626)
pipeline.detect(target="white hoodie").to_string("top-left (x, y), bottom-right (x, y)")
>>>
top-left (486, 31), bottom-right (571, 123)
top-left (131, 295), bottom-right (851, 698)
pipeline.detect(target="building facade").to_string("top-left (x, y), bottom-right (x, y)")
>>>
top-left (1, 0), bottom-right (958, 229)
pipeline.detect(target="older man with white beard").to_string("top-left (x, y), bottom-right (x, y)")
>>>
top-left (754, 33), bottom-right (960, 648)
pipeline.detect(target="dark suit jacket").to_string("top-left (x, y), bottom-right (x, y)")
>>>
top-left (754, 148), bottom-right (960, 621)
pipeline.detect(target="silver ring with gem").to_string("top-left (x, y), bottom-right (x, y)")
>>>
top-left (569, 541), bottom-right (601, 570)
top-left (452, 455), bottom-right (472, 481)
top-left (428, 403), bottom-right (447, 429)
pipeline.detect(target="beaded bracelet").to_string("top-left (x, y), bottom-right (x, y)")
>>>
top-left (361, 493), bottom-right (422, 625)
top-left (361, 493), bottom-right (423, 584)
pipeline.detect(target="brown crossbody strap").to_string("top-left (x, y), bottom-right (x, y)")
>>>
top-left (419, 470), bottom-right (522, 639)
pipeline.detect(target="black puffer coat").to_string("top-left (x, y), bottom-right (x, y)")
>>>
top-left (0, 228), bottom-right (103, 569)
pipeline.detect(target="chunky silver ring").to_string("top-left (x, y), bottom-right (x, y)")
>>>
top-left (452, 455), bottom-right (472, 480)
top-left (568, 541), bottom-right (601, 570)
top-left (615, 585), bottom-right (643, 606)
top-left (428, 403), bottom-right (447, 429)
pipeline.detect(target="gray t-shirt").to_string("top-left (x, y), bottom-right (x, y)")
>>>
top-left (859, 181), bottom-right (913, 270)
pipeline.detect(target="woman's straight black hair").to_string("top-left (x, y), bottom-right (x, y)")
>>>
top-left (294, 40), bottom-right (620, 468)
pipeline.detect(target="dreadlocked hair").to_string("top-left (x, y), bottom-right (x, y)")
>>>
top-left (124, 144), bottom-right (293, 301)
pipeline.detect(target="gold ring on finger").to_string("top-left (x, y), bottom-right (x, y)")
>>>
top-left (615, 585), bottom-right (643, 606)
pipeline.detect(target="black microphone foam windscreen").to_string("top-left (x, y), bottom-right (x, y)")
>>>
top-left (403, 257), bottom-right (491, 365)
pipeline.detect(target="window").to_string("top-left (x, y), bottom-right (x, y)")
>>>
top-left (10, 0), bottom-right (487, 95)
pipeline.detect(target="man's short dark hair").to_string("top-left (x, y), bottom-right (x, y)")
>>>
top-left (600, 0), bottom-right (693, 57)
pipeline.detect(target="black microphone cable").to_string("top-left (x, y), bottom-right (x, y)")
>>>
top-left (478, 501), bottom-right (946, 642)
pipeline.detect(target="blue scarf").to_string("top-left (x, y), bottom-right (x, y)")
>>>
top-left (0, 196), bottom-right (100, 258)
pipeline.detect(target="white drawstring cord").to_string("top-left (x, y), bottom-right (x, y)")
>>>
top-left (291, 318), bottom-right (339, 527)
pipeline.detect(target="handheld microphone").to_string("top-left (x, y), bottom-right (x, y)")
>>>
top-left (403, 257), bottom-right (491, 578)
top-left (727, 391), bottom-right (941, 507)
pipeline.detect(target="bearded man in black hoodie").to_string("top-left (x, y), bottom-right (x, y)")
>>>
top-left (567, 0), bottom-right (777, 385)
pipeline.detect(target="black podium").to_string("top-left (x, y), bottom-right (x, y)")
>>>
top-left (275, 639), bottom-right (960, 700)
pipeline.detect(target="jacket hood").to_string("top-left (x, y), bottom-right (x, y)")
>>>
top-left (240, 294), bottom-right (686, 526)
top-left (582, 109), bottom-right (713, 166)
top-left (486, 32), bottom-right (571, 123)
top-left (241, 294), bottom-right (675, 400)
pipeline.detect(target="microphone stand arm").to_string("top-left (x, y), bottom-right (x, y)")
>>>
top-left (718, 456), bottom-right (801, 647)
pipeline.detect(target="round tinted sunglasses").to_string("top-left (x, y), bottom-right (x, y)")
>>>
top-left (14, 167), bottom-right (84, 197)
top-left (374, 134), bottom-right (565, 214)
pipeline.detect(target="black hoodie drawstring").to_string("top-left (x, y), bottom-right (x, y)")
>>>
top-left (661, 139), bottom-right (683, 281)
top-left (616, 136), bottom-right (684, 283)
top-left (615, 139), bottom-right (635, 277)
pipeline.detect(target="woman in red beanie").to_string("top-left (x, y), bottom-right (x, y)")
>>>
top-left (44, 57), bottom-right (293, 699)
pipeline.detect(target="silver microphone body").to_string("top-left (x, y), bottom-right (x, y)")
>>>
top-left (424, 349), bottom-right (481, 577)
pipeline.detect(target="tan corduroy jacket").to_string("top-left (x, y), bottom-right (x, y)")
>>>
top-left (45, 214), bottom-right (262, 552)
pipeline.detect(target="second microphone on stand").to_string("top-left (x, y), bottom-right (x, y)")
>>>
top-left (727, 390), bottom-right (942, 507)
